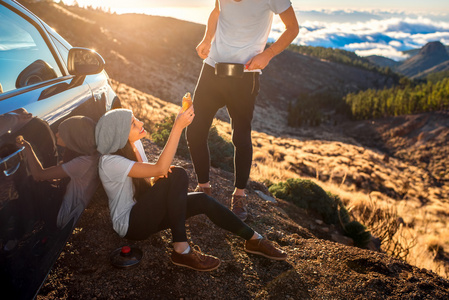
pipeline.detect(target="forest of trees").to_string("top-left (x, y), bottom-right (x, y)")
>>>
top-left (344, 78), bottom-right (449, 120)
top-left (426, 70), bottom-right (449, 83)
top-left (288, 75), bottom-right (449, 126)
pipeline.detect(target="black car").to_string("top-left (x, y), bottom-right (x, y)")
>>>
top-left (0, 0), bottom-right (120, 298)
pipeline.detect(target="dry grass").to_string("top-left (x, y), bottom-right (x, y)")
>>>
top-left (229, 124), bottom-right (448, 278)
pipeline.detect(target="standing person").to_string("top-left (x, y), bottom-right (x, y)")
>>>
top-left (186, 0), bottom-right (299, 221)
top-left (95, 106), bottom-right (287, 272)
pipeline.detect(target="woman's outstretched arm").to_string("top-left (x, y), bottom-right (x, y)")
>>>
top-left (17, 138), bottom-right (67, 181)
top-left (128, 106), bottom-right (194, 179)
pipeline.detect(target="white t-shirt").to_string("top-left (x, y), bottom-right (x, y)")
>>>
top-left (205, 0), bottom-right (292, 68)
top-left (57, 155), bottom-right (99, 228)
top-left (98, 140), bottom-right (147, 237)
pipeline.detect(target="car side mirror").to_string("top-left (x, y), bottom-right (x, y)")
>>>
top-left (67, 47), bottom-right (105, 76)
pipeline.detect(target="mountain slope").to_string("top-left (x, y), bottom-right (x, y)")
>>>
top-left (366, 55), bottom-right (400, 68)
top-left (403, 45), bottom-right (449, 59)
top-left (396, 41), bottom-right (449, 78)
top-left (415, 60), bottom-right (449, 79)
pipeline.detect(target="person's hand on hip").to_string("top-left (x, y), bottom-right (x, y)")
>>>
top-left (245, 49), bottom-right (275, 71)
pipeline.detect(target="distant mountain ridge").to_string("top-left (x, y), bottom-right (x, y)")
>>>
top-left (368, 41), bottom-right (449, 79)
top-left (396, 41), bottom-right (449, 78)
top-left (403, 45), bottom-right (449, 58)
top-left (366, 55), bottom-right (400, 69)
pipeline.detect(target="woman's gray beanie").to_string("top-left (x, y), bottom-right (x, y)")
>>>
top-left (58, 116), bottom-right (97, 155)
top-left (95, 109), bottom-right (133, 155)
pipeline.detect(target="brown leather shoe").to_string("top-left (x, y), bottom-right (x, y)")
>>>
top-left (231, 194), bottom-right (248, 221)
top-left (171, 245), bottom-right (221, 271)
top-left (194, 185), bottom-right (212, 197)
top-left (244, 238), bottom-right (287, 261)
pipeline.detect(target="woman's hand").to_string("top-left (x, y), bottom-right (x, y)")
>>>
top-left (174, 105), bottom-right (195, 130)
top-left (15, 135), bottom-right (68, 181)
top-left (16, 135), bottom-right (31, 152)
top-left (130, 104), bottom-right (194, 180)
top-left (152, 165), bottom-right (175, 184)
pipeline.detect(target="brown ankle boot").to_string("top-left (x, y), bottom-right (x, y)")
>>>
top-left (171, 245), bottom-right (220, 271)
top-left (244, 238), bottom-right (287, 260)
top-left (231, 194), bottom-right (248, 221)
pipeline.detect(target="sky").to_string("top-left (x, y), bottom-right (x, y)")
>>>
top-left (62, 0), bottom-right (449, 61)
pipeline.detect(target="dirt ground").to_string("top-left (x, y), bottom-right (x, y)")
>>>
top-left (36, 141), bottom-right (449, 300)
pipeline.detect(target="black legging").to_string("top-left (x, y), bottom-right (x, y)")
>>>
top-left (186, 64), bottom-right (259, 189)
top-left (125, 167), bottom-right (254, 242)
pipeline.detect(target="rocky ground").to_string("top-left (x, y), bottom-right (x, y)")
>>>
top-left (37, 140), bottom-right (449, 299)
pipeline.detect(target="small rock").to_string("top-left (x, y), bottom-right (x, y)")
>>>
top-left (254, 190), bottom-right (277, 203)
top-left (275, 207), bottom-right (289, 218)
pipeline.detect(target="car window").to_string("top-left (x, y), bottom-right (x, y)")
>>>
top-left (0, 4), bottom-right (62, 94)
top-left (49, 34), bottom-right (70, 66)
top-left (44, 22), bottom-right (72, 67)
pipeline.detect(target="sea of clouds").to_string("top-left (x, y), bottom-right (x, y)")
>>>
top-left (270, 10), bottom-right (449, 61)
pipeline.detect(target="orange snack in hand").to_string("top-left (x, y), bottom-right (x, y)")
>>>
top-left (181, 92), bottom-right (192, 112)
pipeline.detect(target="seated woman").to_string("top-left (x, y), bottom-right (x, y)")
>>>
top-left (17, 116), bottom-right (99, 230)
top-left (95, 105), bottom-right (287, 272)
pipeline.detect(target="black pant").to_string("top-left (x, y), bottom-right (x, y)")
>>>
top-left (186, 64), bottom-right (260, 189)
top-left (125, 167), bottom-right (254, 242)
